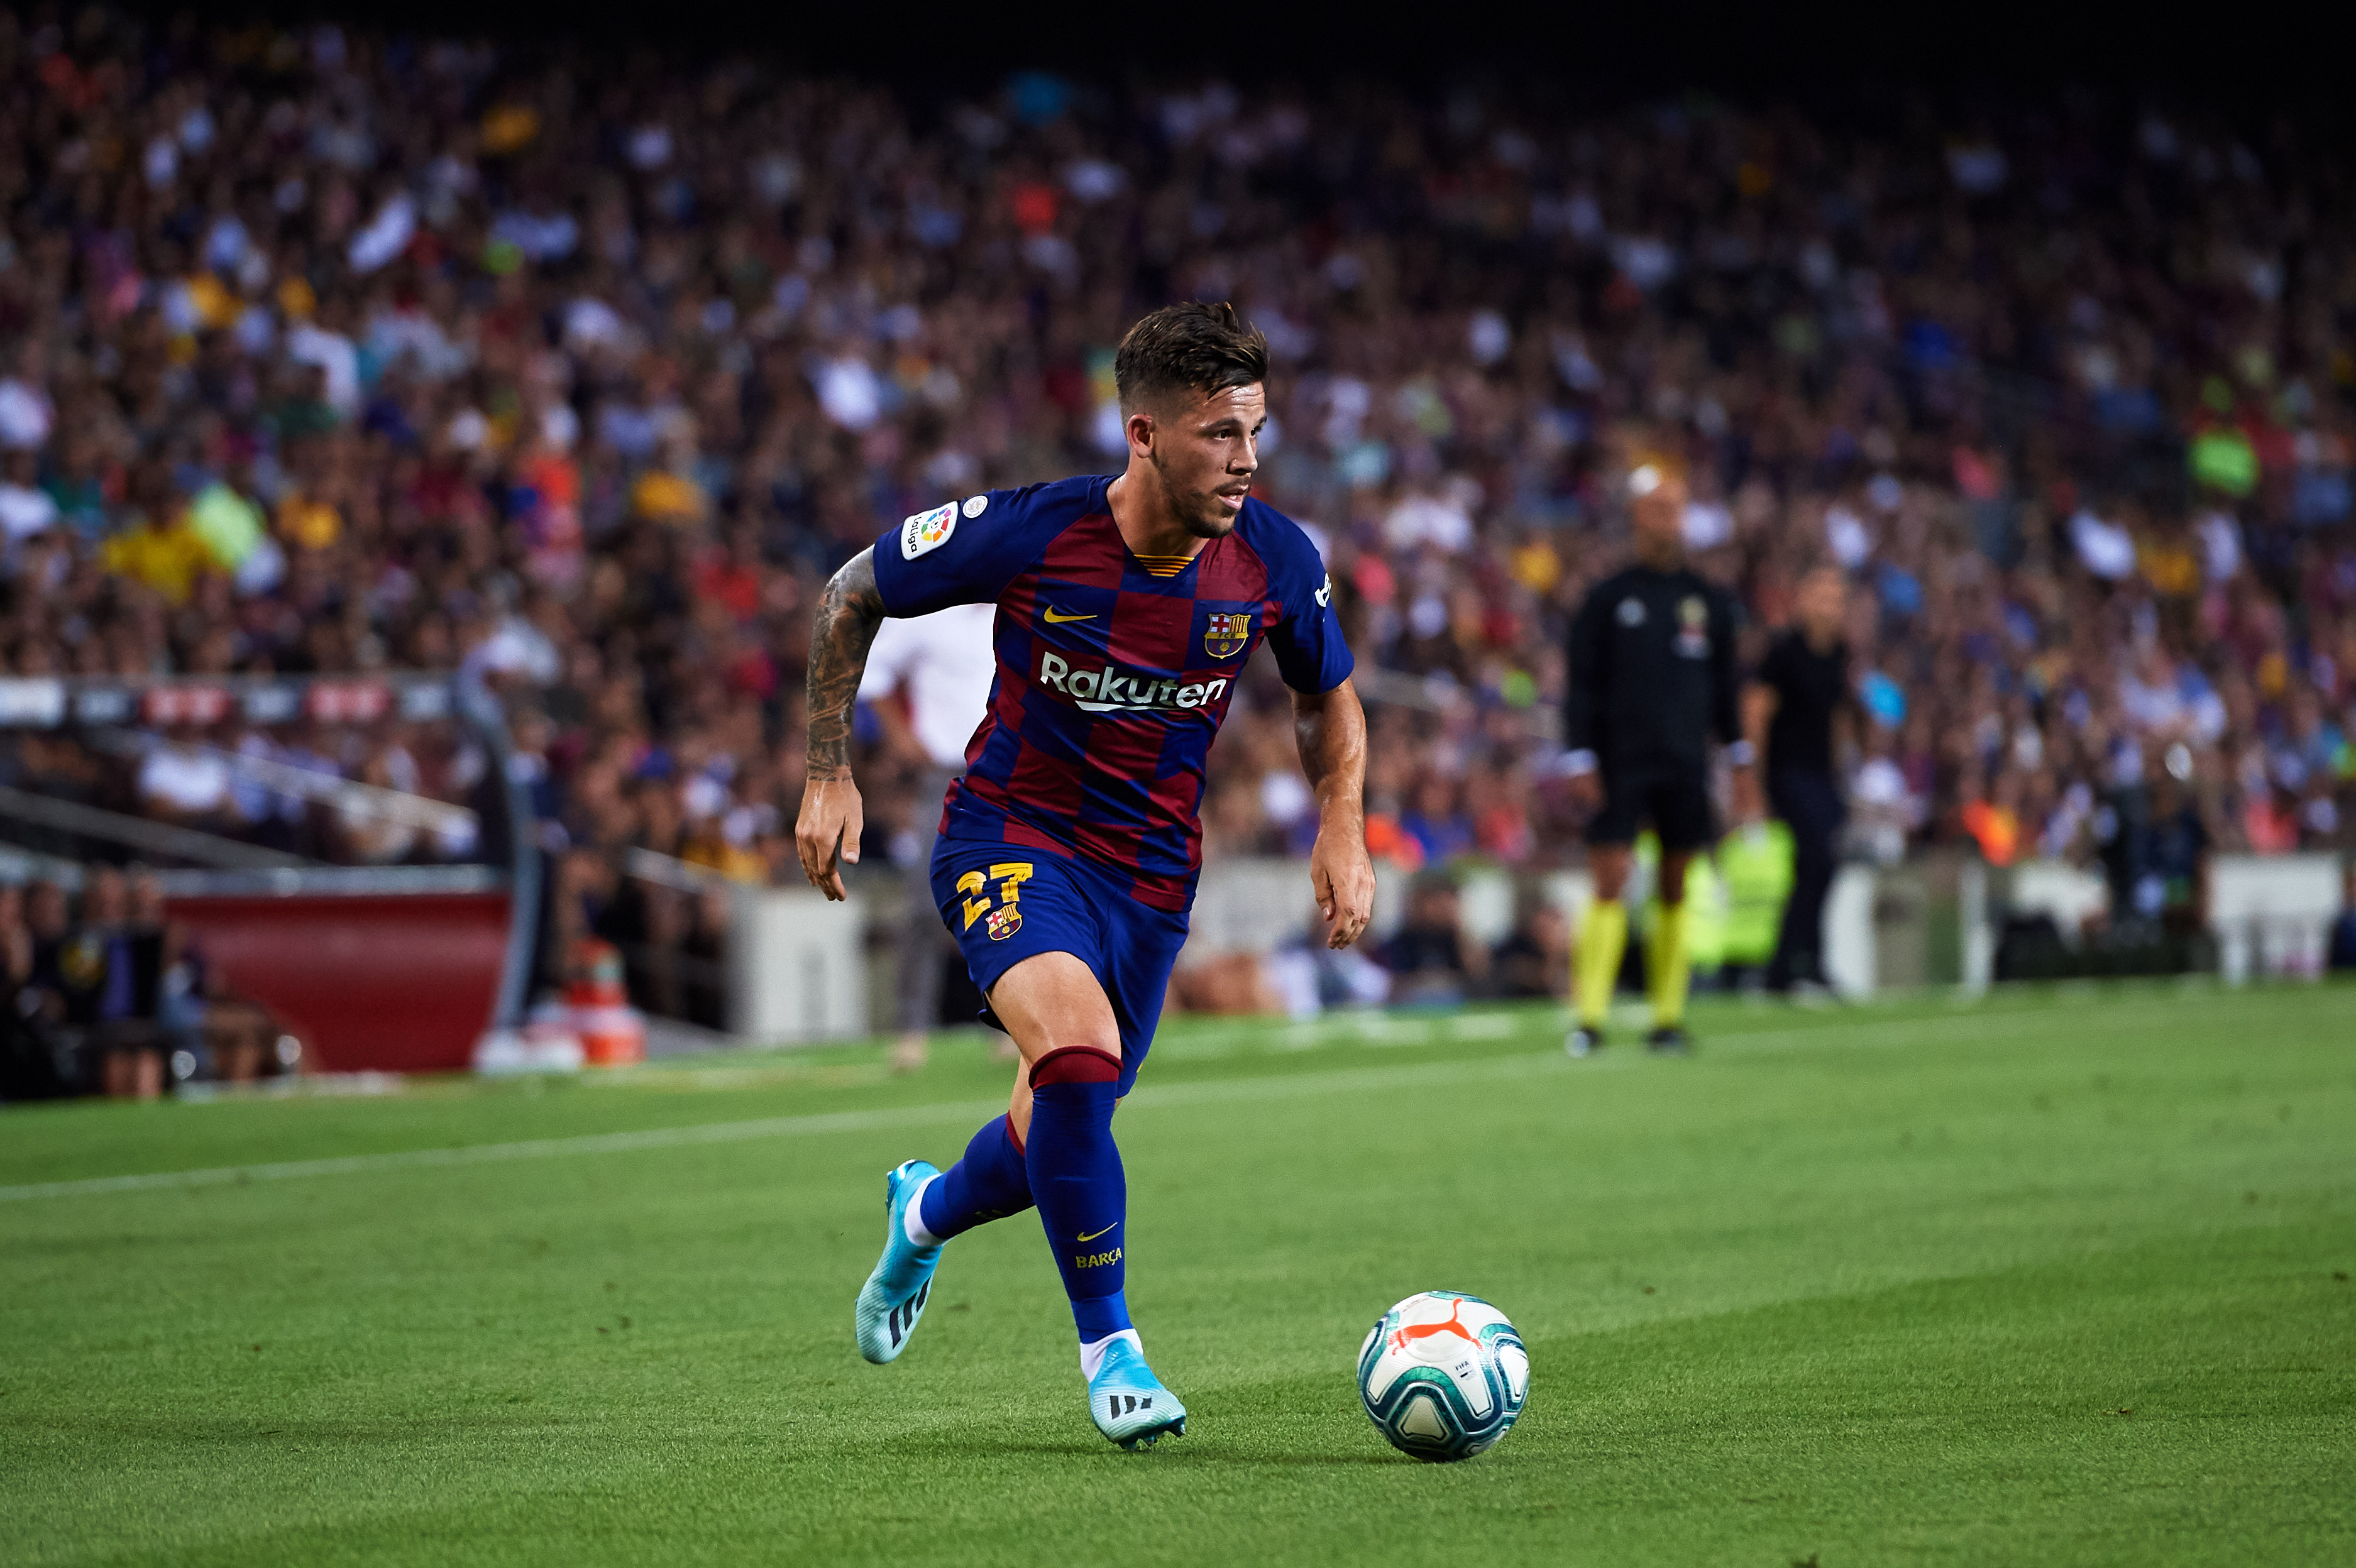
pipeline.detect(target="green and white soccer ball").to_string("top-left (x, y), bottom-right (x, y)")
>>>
top-left (1357, 1290), bottom-right (1528, 1461)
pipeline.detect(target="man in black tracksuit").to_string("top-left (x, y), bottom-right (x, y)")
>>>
top-left (1746, 565), bottom-right (1854, 994)
top-left (1563, 466), bottom-right (1750, 1055)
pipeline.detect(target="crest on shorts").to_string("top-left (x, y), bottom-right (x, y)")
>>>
top-left (1204, 611), bottom-right (1252, 659)
top-left (986, 904), bottom-right (1023, 941)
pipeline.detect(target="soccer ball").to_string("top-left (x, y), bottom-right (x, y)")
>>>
top-left (1357, 1291), bottom-right (1528, 1461)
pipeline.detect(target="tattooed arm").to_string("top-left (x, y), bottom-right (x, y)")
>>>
top-left (795, 547), bottom-right (887, 901)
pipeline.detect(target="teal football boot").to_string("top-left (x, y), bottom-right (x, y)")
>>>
top-left (854, 1160), bottom-right (942, 1364)
top-left (1088, 1337), bottom-right (1187, 1449)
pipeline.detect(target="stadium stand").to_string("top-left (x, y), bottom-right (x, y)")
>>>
top-left (0, 11), bottom-right (2350, 1077)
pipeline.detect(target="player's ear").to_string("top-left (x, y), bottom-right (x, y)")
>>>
top-left (1125, 407), bottom-right (1156, 459)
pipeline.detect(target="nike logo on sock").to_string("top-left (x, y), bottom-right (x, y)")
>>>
top-left (1076, 1223), bottom-right (1118, 1242)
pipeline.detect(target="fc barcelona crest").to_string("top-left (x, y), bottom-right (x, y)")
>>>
top-left (1203, 611), bottom-right (1252, 660)
top-left (986, 904), bottom-right (1023, 941)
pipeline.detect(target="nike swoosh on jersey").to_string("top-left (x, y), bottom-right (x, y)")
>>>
top-left (1043, 606), bottom-right (1096, 623)
top-left (1077, 1223), bottom-right (1118, 1242)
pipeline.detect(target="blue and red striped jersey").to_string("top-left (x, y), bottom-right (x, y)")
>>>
top-left (871, 474), bottom-right (1352, 912)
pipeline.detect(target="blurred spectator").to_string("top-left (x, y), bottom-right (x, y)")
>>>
top-left (1167, 947), bottom-right (1286, 1016)
top-left (1263, 905), bottom-right (1392, 1018)
top-left (24, 879), bottom-right (69, 951)
top-left (334, 749), bottom-right (422, 863)
top-left (856, 602), bottom-right (997, 1069)
top-left (0, 867), bottom-right (306, 1095)
top-left (0, 449), bottom-right (59, 544)
top-left (0, 881), bottom-right (67, 1100)
top-left (100, 465), bottom-right (212, 606)
top-left (31, 866), bottom-right (163, 1099)
top-left (1400, 776), bottom-right (1476, 867)
top-left (1381, 874), bottom-right (1489, 1005)
top-left (1489, 889), bottom-right (1569, 999)
top-left (136, 730), bottom-right (241, 835)
top-left (1748, 565), bottom-right (1852, 992)
top-left (2135, 755), bottom-right (2218, 931)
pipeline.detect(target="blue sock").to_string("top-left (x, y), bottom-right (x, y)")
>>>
top-left (918, 1114), bottom-right (1033, 1241)
top-left (1025, 1063), bottom-right (1131, 1342)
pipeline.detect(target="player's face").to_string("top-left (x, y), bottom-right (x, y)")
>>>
top-left (1143, 382), bottom-right (1266, 538)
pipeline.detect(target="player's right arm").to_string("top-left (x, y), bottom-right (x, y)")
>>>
top-left (796, 546), bottom-right (886, 901)
top-left (800, 486), bottom-right (1058, 896)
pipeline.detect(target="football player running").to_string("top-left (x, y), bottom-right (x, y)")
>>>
top-left (796, 302), bottom-right (1376, 1450)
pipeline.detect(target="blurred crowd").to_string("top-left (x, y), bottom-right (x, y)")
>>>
top-left (3, 716), bottom-right (488, 863)
top-left (0, 6), bottom-right (2351, 946)
top-left (1177, 872), bottom-right (1575, 1019)
top-left (0, 862), bottom-right (294, 1100)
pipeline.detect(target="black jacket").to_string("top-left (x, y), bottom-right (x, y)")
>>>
top-left (1563, 564), bottom-right (1741, 771)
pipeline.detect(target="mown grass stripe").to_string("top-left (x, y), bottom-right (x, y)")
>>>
top-left (0, 1007), bottom-right (2068, 1205)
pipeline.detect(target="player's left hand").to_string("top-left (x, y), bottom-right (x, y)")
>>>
top-left (1310, 829), bottom-right (1376, 949)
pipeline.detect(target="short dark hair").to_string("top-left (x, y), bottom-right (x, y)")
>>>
top-left (1114, 301), bottom-right (1269, 414)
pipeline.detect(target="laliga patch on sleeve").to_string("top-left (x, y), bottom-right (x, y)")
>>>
top-left (901, 502), bottom-right (958, 560)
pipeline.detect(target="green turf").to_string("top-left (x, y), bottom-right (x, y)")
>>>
top-left (3, 982), bottom-right (2353, 1566)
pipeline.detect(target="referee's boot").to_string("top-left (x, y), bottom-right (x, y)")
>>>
top-left (1645, 1025), bottom-right (1693, 1056)
top-left (1565, 1024), bottom-right (1605, 1059)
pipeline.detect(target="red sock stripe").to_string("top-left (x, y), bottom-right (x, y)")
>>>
top-left (1028, 1046), bottom-right (1121, 1087)
top-left (1002, 1112), bottom-right (1025, 1156)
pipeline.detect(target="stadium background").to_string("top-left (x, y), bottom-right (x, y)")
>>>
top-left (1, 8), bottom-right (2352, 1565)
top-left (0, 6), bottom-right (2348, 1085)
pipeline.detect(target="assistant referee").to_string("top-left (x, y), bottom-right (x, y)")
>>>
top-left (1562, 464), bottom-right (1752, 1055)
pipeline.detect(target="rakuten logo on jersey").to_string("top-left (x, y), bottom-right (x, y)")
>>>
top-left (1037, 652), bottom-right (1230, 715)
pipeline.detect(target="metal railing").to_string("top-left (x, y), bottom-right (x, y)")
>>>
top-left (0, 784), bottom-right (305, 870)
top-left (0, 669), bottom-right (536, 1041)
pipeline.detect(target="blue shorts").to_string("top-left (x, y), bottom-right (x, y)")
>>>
top-left (928, 838), bottom-right (1190, 1097)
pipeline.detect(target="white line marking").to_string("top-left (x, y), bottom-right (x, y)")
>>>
top-left (0, 1056), bottom-right (1572, 1205)
top-left (0, 999), bottom-right (2164, 1205)
top-left (0, 1097), bottom-right (1006, 1205)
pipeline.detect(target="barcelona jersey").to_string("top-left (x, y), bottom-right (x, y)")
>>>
top-left (872, 474), bottom-right (1352, 913)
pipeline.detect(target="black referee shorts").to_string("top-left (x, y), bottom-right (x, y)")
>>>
top-left (1585, 763), bottom-right (1717, 851)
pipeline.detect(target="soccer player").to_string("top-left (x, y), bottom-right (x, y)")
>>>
top-left (1561, 464), bottom-right (1751, 1057)
top-left (794, 302), bottom-right (1375, 1450)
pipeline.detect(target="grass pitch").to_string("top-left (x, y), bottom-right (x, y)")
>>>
top-left (3, 983), bottom-right (2353, 1566)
